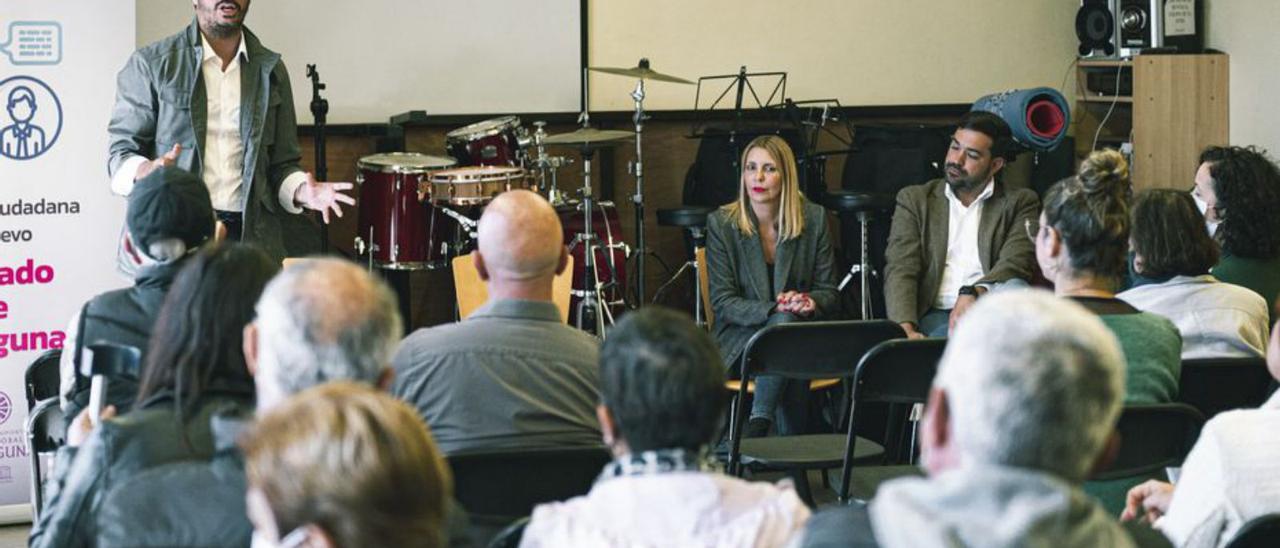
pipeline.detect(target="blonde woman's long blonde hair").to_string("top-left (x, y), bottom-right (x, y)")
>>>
top-left (721, 135), bottom-right (806, 240)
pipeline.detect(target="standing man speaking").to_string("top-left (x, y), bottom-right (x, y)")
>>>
top-left (108, 0), bottom-right (352, 261)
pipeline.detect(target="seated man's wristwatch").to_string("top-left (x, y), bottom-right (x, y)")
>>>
top-left (958, 285), bottom-right (981, 298)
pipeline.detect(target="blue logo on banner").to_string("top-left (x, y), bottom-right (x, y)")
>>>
top-left (0, 76), bottom-right (62, 161)
top-left (0, 21), bottom-right (63, 66)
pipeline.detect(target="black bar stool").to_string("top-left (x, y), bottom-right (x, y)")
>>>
top-left (656, 206), bottom-right (715, 326)
top-left (822, 191), bottom-right (894, 319)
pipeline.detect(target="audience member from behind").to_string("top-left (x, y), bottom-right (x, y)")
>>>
top-left (1034, 149), bottom-right (1181, 403)
top-left (1196, 146), bottom-right (1280, 321)
top-left (31, 243), bottom-right (277, 548)
top-left (393, 189), bottom-right (601, 455)
top-left (522, 307), bottom-right (810, 547)
top-left (59, 166), bottom-right (216, 418)
top-left (80, 258), bottom-right (461, 548)
top-left (803, 290), bottom-right (1171, 548)
top-left (242, 382), bottom-right (452, 548)
top-left (1118, 189), bottom-right (1269, 358)
top-left (1122, 312), bottom-right (1280, 547)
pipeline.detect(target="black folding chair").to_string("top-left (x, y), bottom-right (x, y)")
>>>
top-left (24, 349), bottom-right (62, 411)
top-left (1179, 357), bottom-right (1274, 419)
top-left (447, 445), bottom-right (610, 538)
top-left (1095, 403), bottom-right (1205, 481)
top-left (1226, 513), bottom-right (1280, 548)
top-left (838, 338), bottom-right (946, 502)
top-left (25, 398), bottom-right (65, 520)
top-left (727, 320), bottom-right (904, 506)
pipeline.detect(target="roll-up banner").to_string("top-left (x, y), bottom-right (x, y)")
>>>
top-left (0, 0), bottom-right (136, 520)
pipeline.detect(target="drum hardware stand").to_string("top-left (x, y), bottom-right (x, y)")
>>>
top-left (438, 206), bottom-right (479, 241)
top-left (654, 226), bottom-right (708, 327)
top-left (574, 146), bottom-right (614, 337)
top-left (306, 64), bottom-right (330, 254)
top-left (836, 209), bottom-right (876, 320)
top-left (532, 122), bottom-right (572, 206)
top-left (628, 70), bottom-right (649, 308)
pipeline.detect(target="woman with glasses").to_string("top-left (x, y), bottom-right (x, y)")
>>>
top-left (1031, 149), bottom-right (1181, 403)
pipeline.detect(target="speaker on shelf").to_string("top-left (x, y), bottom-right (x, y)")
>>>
top-left (1078, 0), bottom-right (1204, 59)
top-left (1076, 0), bottom-right (1118, 58)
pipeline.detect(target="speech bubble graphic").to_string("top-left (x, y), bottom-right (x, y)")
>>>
top-left (0, 22), bottom-right (63, 66)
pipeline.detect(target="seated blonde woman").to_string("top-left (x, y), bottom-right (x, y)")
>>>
top-left (706, 135), bottom-right (838, 437)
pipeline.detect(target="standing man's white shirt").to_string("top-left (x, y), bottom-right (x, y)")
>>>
top-left (108, 34), bottom-right (305, 213)
top-left (934, 179), bottom-right (994, 310)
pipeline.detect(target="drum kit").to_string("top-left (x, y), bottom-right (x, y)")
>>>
top-left (352, 59), bottom-right (693, 336)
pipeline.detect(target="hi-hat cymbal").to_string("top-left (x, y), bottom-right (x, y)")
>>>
top-left (543, 128), bottom-right (635, 147)
top-left (589, 58), bottom-right (694, 85)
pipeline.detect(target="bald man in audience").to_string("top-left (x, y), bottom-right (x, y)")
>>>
top-left (392, 190), bottom-right (601, 455)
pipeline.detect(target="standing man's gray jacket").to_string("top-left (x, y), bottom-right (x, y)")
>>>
top-left (107, 20), bottom-right (306, 261)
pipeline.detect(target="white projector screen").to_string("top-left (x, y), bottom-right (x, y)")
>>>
top-left (137, 1), bottom-right (583, 124)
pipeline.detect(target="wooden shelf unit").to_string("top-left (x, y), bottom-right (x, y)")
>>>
top-left (1074, 54), bottom-right (1229, 190)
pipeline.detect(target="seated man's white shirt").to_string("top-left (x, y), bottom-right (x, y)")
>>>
top-left (933, 180), bottom-right (994, 309)
top-left (521, 472), bottom-right (810, 548)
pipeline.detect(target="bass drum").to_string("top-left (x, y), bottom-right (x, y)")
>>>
top-left (355, 152), bottom-right (462, 270)
top-left (557, 200), bottom-right (628, 327)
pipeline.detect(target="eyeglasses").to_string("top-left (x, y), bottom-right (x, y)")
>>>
top-left (1024, 218), bottom-right (1041, 240)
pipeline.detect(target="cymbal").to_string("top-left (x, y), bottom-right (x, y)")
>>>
top-left (542, 128), bottom-right (635, 147)
top-left (588, 58), bottom-right (694, 85)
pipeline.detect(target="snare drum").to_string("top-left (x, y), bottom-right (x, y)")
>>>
top-left (355, 152), bottom-right (459, 269)
top-left (558, 200), bottom-right (628, 324)
top-left (445, 116), bottom-right (528, 166)
top-left (426, 166), bottom-right (529, 206)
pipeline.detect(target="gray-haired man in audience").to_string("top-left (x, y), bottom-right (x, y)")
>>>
top-left (91, 259), bottom-right (471, 547)
top-left (802, 290), bottom-right (1172, 548)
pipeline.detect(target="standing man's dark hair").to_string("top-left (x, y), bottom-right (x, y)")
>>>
top-left (598, 307), bottom-right (727, 454)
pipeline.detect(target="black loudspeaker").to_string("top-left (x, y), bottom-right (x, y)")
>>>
top-left (1119, 0), bottom-right (1204, 57)
top-left (1076, 0), bottom-right (1118, 58)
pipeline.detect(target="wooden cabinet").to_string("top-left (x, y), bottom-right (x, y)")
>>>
top-left (1075, 54), bottom-right (1228, 190)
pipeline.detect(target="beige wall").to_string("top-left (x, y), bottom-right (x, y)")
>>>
top-left (588, 0), bottom-right (1080, 111)
top-left (1206, 0), bottom-right (1280, 155)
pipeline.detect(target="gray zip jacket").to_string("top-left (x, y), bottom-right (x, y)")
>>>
top-left (107, 20), bottom-right (305, 261)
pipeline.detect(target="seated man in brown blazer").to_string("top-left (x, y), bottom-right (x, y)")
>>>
top-left (884, 111), bottom-right (1040, 338)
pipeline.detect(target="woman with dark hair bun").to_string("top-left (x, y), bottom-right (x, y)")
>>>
top-left (1032, 149), bottom-right (1181, 403)
top-left (1196, 146), bottom-right (1280, 323)
top-left (30, 243), bottom-right (279, 547)
top-left (1118, 189), bottom-right (1269, 358)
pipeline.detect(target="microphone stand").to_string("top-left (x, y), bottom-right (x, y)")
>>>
top-left (307, 64), bottom-right (330, 254)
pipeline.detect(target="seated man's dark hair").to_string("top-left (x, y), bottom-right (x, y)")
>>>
top-left (599, 307), bottom-right (726, 453)
top-left (957, 110), bottom-right (1017, 162)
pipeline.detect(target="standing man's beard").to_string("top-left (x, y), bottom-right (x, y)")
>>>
top-left (199, 1), bottom-right (246, 39)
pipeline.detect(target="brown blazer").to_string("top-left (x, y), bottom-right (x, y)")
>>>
top-left (884, 178), bottom-right (1041, 325)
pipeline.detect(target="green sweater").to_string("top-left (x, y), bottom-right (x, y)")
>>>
top-left (1213, 255), bottom-right (1280, 324)
top-left (1099, 312), bottom-right (1183, 404)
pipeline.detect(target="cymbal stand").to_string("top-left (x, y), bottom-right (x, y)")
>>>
top-left (574, 146), bottom-right (613, 337)
top-left (532, 122), bottom-right (570, 206)
top-left (629, 72), bottom-right (649, 307)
